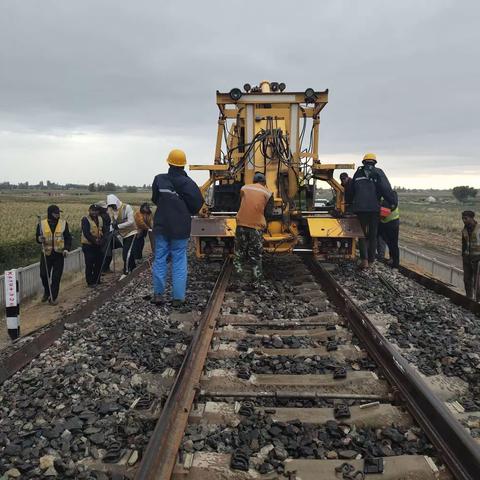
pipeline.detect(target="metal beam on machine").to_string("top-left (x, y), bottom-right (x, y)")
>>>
top-left (245, 104), bottom-right (255, 183)
top-left (290, 104), bottom-right (299, 155)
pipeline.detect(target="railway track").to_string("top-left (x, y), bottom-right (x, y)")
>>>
top-left (136, 255), bottom-right (480, 480)
top-left (1, 254), bottom-right (480, 479)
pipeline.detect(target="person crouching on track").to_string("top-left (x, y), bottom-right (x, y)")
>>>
top-left (36, 205), bottom-right (72, 305)
top-left (81, 204), bottom-right (105, 287)
top-left (346, 153), bottom-right (396, 269)
top-left (134, 202), bottom-right (153, 261)
top-left (234, 172), bottom-right (273, 283)
top-left (107, 194), bottom-right (137, 279)
top-left (151, 149), bottom-right (204, 307)
top-left (461, 210), bottom-right (480, 301)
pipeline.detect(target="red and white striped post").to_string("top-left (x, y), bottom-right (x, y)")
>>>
top-left (4, 269), bottom-right (20, 340)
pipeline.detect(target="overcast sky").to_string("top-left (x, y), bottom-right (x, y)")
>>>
top-left (1, 0), bottom-right (479, 188)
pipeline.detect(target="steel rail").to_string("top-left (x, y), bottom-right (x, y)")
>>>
top-left (134, 257), bottom-right (232, 480)
top-left (0, 260), bottom-right (151, 385)
top-left (304, 256), bottom-right (480, 480)
top-left (398, 264), bottom-right (480, 316)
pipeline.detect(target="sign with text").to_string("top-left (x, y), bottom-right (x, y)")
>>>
top-left (4, 269), bottom-right (20, 340)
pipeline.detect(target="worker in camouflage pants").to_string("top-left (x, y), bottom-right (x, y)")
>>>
top-left (234, 172), bottom-right (273, 282)
top-left (233, 226), bottom-right (264, 280)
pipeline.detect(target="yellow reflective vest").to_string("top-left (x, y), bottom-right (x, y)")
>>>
top-left (380, 207), bottom-right (400, 224)
top-left (41, 219), bottom-right (66, 255)
top-left (81, 216), bottom-right (104, 245)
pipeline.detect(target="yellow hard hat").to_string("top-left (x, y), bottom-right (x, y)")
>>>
top-left (363, 152), bottom-right (377, 163)
top-left (167, 149), bottom-right (187, 167)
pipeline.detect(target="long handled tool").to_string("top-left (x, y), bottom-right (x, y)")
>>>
top-left (125, 233), bottom-right (138, 275)
top-left (37, 215), bottom-right (54, 302)
top-left (96, 230), bottom-right (116, 285)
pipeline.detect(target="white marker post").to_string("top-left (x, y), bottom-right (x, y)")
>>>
top-left (4, 269), bottom-right (20, 340)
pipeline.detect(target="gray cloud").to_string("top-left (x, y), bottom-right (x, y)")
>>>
top-left (1, 0), bottom-right (479, 186)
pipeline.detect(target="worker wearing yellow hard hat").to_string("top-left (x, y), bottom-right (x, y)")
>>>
top-left (345, 152), bottom-right (397, 269)
top-left (362, 153), bottom-right (377, 164)
top-left (166, 149), bottom-right (187, 167)
top-left (150, 149), bottom-right (203, 307)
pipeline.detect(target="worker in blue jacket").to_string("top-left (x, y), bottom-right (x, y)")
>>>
top-left (151, 149), bottom-right (204, 306)
top-left (346, 153), bottom-right (396, 268)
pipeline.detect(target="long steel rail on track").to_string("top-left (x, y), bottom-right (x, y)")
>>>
top-left (134, 257), bottom-right (233, 480)
top-left (398, 263), bottom-right (480, 316)
top-left (303, 256), bottom-right (480, 480)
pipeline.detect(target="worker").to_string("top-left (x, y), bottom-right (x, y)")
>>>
top-left (107, 194), bottom-right (137, 279)
top-left (151, 149), bottom-right (203, 306)
top-left (81, 204), bottom-right (105, 286)
top-left (340, 172), bottom-right (353, 212)
top-left (97, 201), bottom-right (113, 273)
top-left (340, 172), bottom-right (352, 190)
top-left (134, 202), bottom-right (153, 260)
top-left (36, 205), bottom-right (72, 305)
top-left (378, 192), bottom-right (400, 268)
top-left (346, 153), bottom-right (396, 269)
top-left (234, 172), bottom-right (273, 283)
top-left (461, 210), bottom-right (480, 301)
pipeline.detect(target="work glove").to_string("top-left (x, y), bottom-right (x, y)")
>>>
top-left (63, 250), bottom-right (69, 257)
top-left (38, 235), bottom-right (46, 243)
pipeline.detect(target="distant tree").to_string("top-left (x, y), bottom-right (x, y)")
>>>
top-left (104, 182), bottom-right (117, 192)
top-left (88, 182), bottom-right (96, 192)
top-left (126, 186), bottom-right (137, 193)
top-left (39, 180), bottom-right (44, 188)
top-left (452, 186), bottom-right (478, 203)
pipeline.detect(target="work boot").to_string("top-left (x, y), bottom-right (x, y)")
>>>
top-left (49, 298), bottom-right (58, 306)
top-left (41, 295), bottom-right (49, 303)
top-left (358, 259), bottom-right (369, 269)
top-left (151, 294), bottom-right (164, 306)
top-left (172, 299), bottom-right (185, 308)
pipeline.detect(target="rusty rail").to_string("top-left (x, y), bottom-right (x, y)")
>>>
top-left (304, 257), bottom-right (480, 480)
top-left (134, 257), bottom-right (232, 480)
top-left (398, 263), bottom-right (480, 316)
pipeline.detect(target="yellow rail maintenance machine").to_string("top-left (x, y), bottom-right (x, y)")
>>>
top-left (190, 81), bottom-right (363, 258)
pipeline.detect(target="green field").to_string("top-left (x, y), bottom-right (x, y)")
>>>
top-left (1, 188), bottom-right (478, 274)
top-left (0, 190), bottom-right (152, 273)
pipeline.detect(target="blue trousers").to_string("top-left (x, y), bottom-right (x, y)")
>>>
top-left (153, 234), bottom-right (189, 300)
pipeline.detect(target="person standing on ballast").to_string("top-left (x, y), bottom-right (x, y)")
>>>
top-left (346, 153), bottom-right (396, 269)
top-left (81, 204), bottom-right (106, 286)
top-left (151, 149), bottom-right (203, 307)
top-left (36, 205), bottom-right (72, 304)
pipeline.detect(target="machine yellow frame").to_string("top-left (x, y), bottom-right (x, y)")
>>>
top-left (190, 81), bottom-right (363, 258)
